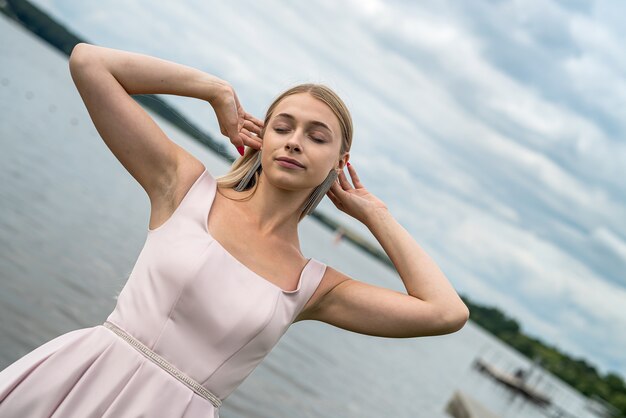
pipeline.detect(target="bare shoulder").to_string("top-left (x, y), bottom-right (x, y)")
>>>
top-left (147, 151), bottom-right (206, 230)
top-left (293, 264), bottom-right (352, 323)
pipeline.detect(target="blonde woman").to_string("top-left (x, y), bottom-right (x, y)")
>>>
top-left (0, 43), bottom-right (469, 417)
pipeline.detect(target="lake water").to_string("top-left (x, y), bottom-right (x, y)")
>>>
top-left (0, 13), bottom-right (602, 418)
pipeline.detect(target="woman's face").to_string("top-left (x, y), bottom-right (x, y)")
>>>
top-left (260, 93), bottom-right (348, 191)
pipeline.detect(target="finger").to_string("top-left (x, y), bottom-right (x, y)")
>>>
top-left (245, 112), bottom-right (265, 127)
top-left (326, 189), bottom-right (338, 203)
top-left (243, 119), bottom-right (262, 135)
top-left (226, 119), bottom-right (242, 142)
top-left (337, 169), bottom-right (353, 190)
top-left (239, 125), bottom-right (263, 146)
top-left (238, 132), bottom-right (263, 150)
top-left (326, 189), bottom-right (345, 210)
top-left (346, 163), bottom-right (364, 188)
top-left (247, 113), bottom-right (265, 128)
top-left (329, 179), bottom-right (345, 195)
top-left (240, 127), bottom-right (263, 147)
top-left (248, 138), bottom-right (263, 150)
top-left (230, 134), bottom-right (244, 148)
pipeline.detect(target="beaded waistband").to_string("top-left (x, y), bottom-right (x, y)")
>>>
top-left (102, 320), bottom-right (222, 408)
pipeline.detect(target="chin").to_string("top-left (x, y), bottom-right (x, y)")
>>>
top-left (267, 173), bottom-right (318, 191)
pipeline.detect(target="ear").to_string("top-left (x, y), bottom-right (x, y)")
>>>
top-left (337, 151), bottom-right (350, 170)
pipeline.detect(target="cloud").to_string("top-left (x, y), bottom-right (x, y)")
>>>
top-left (29, 0), bottom-right (626, 377)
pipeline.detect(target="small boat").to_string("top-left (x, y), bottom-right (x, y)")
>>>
top-left (472, 358), bottom-right (552, 407)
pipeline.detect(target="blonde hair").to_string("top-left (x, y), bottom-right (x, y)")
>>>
top-left (216, 83), bottom-right (353, 221)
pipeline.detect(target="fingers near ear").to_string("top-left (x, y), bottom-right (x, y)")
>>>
top-left (242, 120), bottom-right (261, 134)
top-left (329, 180), bottom-right (343, 194)
top-left (346, 164), bottom-right (363, 188)
top-left (230, 132), bottom-right (244, 147)
top-left (246, 112), bottom-right (264, 127)
top-left (337, 170), bottom-right (352, 190)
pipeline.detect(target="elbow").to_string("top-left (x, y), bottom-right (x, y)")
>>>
top-left (452, 302), bottom-right (470, 332)
top-left (453, 304), bottom-right (470, 331)
top-left (69, 42), bottom-right (88, 63)
top-left (443, 303), bottom-right (470, 334)
top-left (69, 43), bottom-right (96, 72)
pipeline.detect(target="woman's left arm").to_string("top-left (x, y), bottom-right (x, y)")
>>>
top-left (298, 163), bottom-right (469, 338)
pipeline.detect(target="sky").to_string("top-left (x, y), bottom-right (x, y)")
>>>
top-left (28, 0), bottom-right (626, 379)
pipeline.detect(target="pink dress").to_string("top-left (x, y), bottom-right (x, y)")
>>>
top-left (0, 167), bottom-right (327, 417)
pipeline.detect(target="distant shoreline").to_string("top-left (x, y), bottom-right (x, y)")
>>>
top-left (3, 1), bottom-right (624, 414)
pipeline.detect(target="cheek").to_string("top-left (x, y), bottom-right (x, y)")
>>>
top-left (261, 126), bottom-right (272, 140)
top-left (261, 132), bottom-right (281, 149)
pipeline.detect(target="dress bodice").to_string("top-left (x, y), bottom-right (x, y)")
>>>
top-left (106, 168), bottom-right (327, 401)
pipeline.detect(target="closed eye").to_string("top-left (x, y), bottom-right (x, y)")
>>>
top-left (274, 127), bottom-right (325, 143)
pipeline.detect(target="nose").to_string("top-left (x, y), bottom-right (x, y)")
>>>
top-left (284, 129), bottom-right (303, 152)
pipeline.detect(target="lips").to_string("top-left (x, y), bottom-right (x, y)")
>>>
top-left (276, 157), bottom-right (305, 168)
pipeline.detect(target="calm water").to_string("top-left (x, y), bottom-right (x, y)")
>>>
top-left (0, 14), bottom-right (601, 418)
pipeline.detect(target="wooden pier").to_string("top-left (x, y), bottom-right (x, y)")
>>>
top-left (472, 358), bottom-right (552, 407)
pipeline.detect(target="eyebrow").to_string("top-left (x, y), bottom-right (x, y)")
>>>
top-left (274, 113), bottom-right (333, 135)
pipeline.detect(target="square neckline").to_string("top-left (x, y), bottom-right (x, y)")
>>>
top-left (200, 168), bottom-right (313, 294)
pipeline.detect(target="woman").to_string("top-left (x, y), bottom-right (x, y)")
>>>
top-left (0, 43), bottom-right (469, 417)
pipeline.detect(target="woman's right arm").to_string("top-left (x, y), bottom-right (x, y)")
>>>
top-left (68, 42), bottom-right (231, 201)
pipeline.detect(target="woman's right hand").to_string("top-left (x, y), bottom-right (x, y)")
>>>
top-left (209, 83), bottom-right (264, 154)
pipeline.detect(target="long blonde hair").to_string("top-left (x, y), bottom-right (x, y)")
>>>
top-left (216, 83), bottom-right (353, 221)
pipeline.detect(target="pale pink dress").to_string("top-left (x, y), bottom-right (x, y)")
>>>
top-left (0, 167), bottom-right (327, 417)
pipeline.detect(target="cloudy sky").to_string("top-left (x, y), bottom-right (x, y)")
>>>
top-left (30, 0), bottom-right (626, 378)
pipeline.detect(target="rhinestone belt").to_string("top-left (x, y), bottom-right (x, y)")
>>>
top-left (102, 320), bottom-right (222, 408)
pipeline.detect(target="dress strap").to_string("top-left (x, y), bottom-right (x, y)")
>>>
top-left (147, 167), bottom-right (213, 235)
top-left (289, 258), bottom-right (327, 320)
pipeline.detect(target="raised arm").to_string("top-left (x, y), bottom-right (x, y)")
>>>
top-left (294, 163), bottom-right (469, 338)
top-left (68, 43), bottom-right (231, 198)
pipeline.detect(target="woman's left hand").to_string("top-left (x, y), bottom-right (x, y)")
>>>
top-left (327, 163), bottom-right (388, 225)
